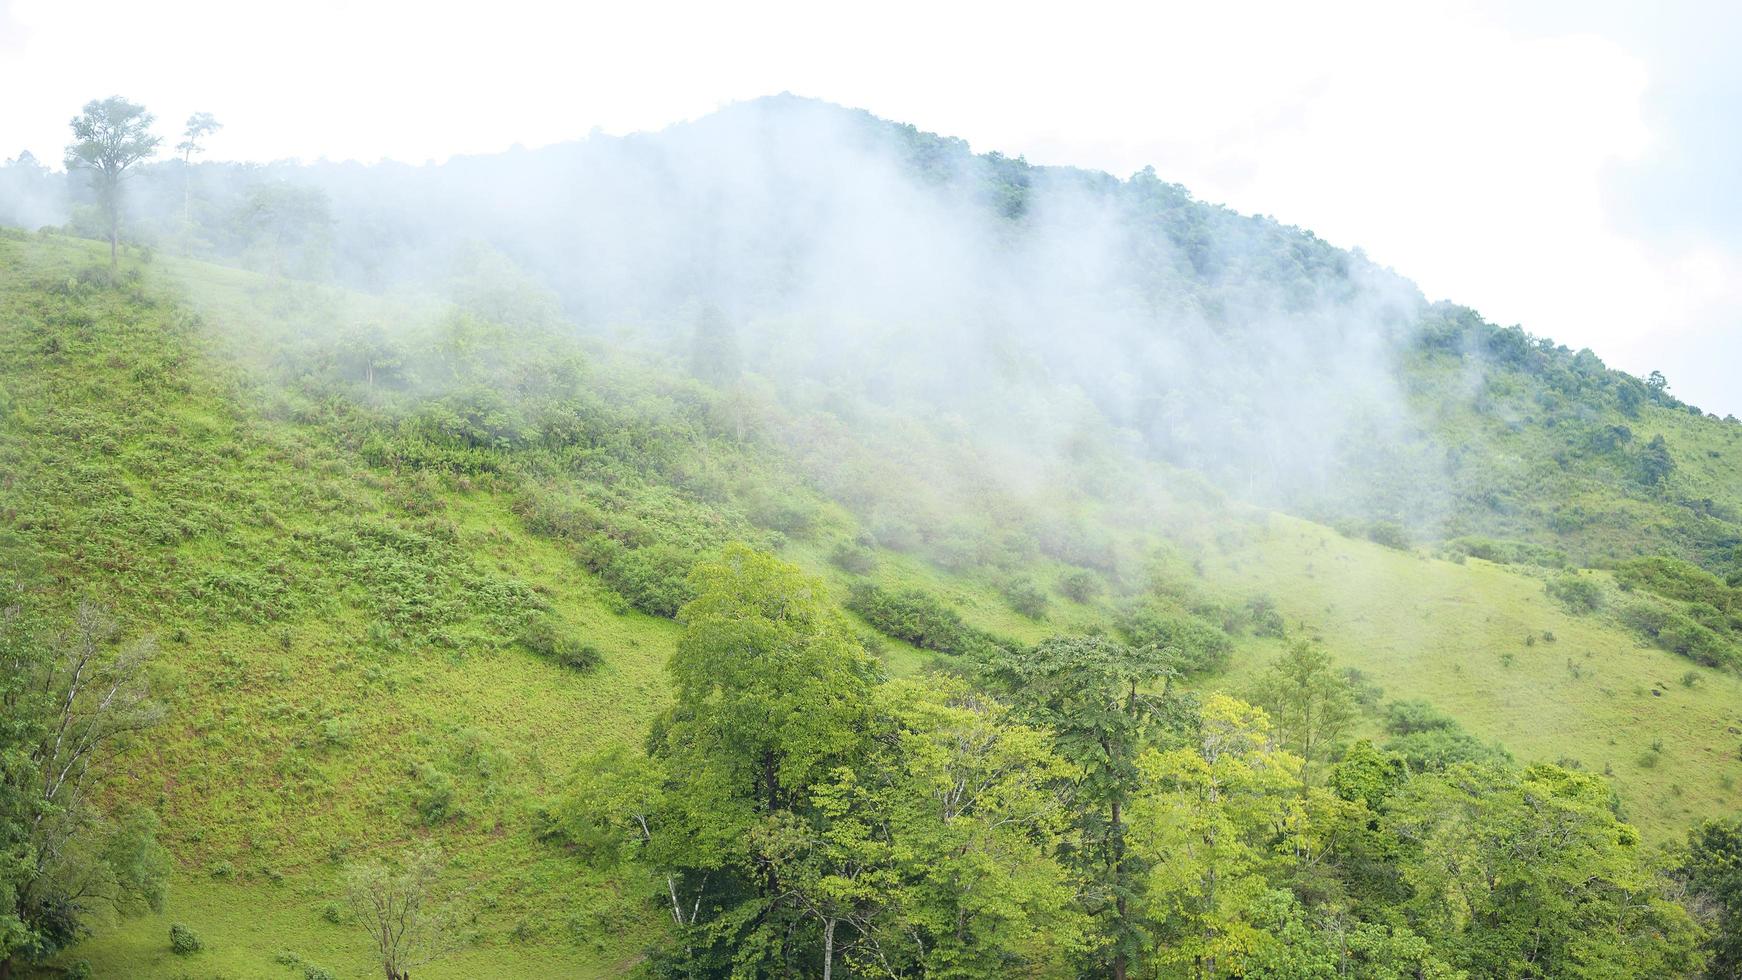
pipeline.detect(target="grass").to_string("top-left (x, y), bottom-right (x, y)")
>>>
top-left (4, 231), bottom-right (1739, 975)
top-left (1201, 512), bottom-right (1742, 839)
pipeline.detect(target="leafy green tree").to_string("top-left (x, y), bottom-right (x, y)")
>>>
top-left (64, 97), bottom-right (160, 275)
top-left (0, 601), bottom-right (167, 976)
top-left (1639, 433), bottom-right (1675, 487)
top-left (690, 304), bottom-right (741, 385)
top-left (651, 544), bottom-right (879, 973)
top-left (1130, 694), bottom-right (1304, 976)
top-left (1250, 641), bottom-right (1356, 792)
top-left (857, 678), bottom-right (1086, 976)
top-left (1681, 816), bottom-right (1742, 978)
top-left (1385, 763), bottom-right (1702, 978)
top-left (989, 635), bottom-right (1182, 980)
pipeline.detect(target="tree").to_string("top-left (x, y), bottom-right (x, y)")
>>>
top-left (854, 678), bottom-right (1086, 976)
top-left (988, 635), bottom-right (1182, 980)
top-left (1639, 434), bottom-right (1675, 487)
top-left (175, 112), bottom-right (221, 229)
top-left (1682, 816), bottom-right (1742, 978)
top-left (230, 181), bottom-right (332, 280)
top-left (344, 845), bottom-right (457, 980)
top-left (689, 303), bottom-right (741, 385)
top-left (64, 97), bottom-right (160, 275)
top-left (1385, 763), bottom-right (1702, 977)
top-left (1249, 641), bottom-right (1356, 792)
top-left (650, 544), bottom-right (879, 973)
top-left (0, 600), bottom-right (167, 977)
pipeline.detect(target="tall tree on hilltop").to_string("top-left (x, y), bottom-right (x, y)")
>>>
top-left (64, 97), bottom-right (160, 275)
top-left (175, 111), bottom-right (221, 229)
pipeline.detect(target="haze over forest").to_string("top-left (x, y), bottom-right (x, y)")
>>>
top-left (2, 41), bottom-right (1742, 980)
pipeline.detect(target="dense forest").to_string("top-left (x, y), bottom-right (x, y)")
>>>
top-left (1, 95), bottom-right (1740, 978)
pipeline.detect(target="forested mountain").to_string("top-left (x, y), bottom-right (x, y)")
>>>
top-left (2, 97), bottom-right (1741, 978)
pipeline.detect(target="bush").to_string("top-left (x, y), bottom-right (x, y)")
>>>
top-left (1364, 520), bottom-right (1411, 551)
top-left (1546, 572), bottom-right (1604, 614)
top-left (1614, 556), bottom-right (1736, 611)
top-left (845, 582), bottom-right (1008, 657)
top-left (1001, 577), bottom-right (1049, 619)
top-left (1620, 600), bottom-right (1740, 669)
top-left (519, 616), bottom-right (602, 671)
top-left (600, 544), bottom-right (695, 618)
top-left (169, 923), bottom-right (203, 955)
top-left (1056, 569), bottom-right (1104, 603)
top-left (1118, 603), bottom-right (1231, 675)
top-left (303, 966), bottom-right (337, 980)
top-left (413, 762), bottom-right (458, 826)
top-left (1246, 594), bottom-right (1286, 638)
top-left (828, 540), bottom-right (877, 576)
top-left (1380, 699), bottom-right (1510, 771)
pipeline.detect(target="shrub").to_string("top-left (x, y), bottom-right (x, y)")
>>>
top-left (601, 544), bottom-right (695, 618)
top-left (519, 617), bottom-right (602, 671)
top-left (845, 582), bottom-right (1007, 657)
top-left (1546, 572), bottom-right (1603, 614)
top-left (169, 923), bottom-right (203, 955)
top-left (318, 717), bottom-right (358, 749)
top-left (1364, 520), bottom-right (1411, 550)
top-left (1380, 699), bottom-right (1510, 771)
top-left (1118, 604), bottom-right (1231, 675)
top-left (303, 966), bottom-right (337, 980)
top-left (1000, 577), bottom-right (1049, 619)
top-left (828, 540), bottom-right (877, 576)
top-left (1620, 600), bottom-right (1739, 669)
top-left (1056, 569), bottom-right (1104, 603)
top-left (413, 762), bottom-right (458, 826)
top-left (1246, 594), bottom-right (1286, 637)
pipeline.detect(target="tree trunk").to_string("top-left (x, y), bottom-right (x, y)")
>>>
top-left (108, 182), bottom-right (120, 277)
top-left (1111, 796), bottom-right (1128, 980)
top-left (822, 918), bottom-right (837, 980)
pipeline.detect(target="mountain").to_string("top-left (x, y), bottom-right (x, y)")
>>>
top-left (3, 98), bottom-right (1741, 977)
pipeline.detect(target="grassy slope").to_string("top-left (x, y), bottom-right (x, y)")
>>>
top-left (1202, 513), bottom-right (1742, 839)
top-left (3, 233), bottom-right (1737, 976)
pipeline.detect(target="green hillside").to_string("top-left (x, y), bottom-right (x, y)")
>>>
top-left (3, 227), bottom-right (1740, 977)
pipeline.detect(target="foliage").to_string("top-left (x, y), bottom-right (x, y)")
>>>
top-left (1249, 641), bottom-right (1358, 789)
top-left (1380, 699), bottom-right (1511, 772)
top-left (168, 923), bottom-right (202, 955)
top-left (1000, 576), bottom-right (1049, 619)
top-left (1118, 601), bottom-right (1233, 675)
top-left (1545, 571), bottom-right (1604, 614)
top-left (0, 600), bottom-right (168, 974)
top-left (343, 845), bottom-right (457, 980)
top-left (845, 581), bottom-right (1007, 657)
top-left (518, 615), bottom-right (601, 671)
top-left (1057, 569), bottom-right (1105, 603)
top-left (1680, 816), bottom-right (1742, 978)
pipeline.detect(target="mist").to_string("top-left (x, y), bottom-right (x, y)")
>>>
top-left (4, 94), bottom-right (1458, 545)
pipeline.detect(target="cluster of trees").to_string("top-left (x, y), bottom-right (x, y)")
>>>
top-left (6, 95), bottom-right (332, 281)
top-left (555, 546), bottom-right (1727, 978)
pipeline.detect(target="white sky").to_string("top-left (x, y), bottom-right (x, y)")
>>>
top-left (3, 0), bottom-right (1738, 414)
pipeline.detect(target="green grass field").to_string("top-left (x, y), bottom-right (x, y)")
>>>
top-left (3, 232), bottom-right (1737, 976)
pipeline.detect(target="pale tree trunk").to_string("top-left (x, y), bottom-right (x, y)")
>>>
top-left (822, 917), bottom-right (837, 980)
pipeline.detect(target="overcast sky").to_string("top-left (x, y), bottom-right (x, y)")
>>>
top-left (2, 0), bottom-right (1737, 414)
